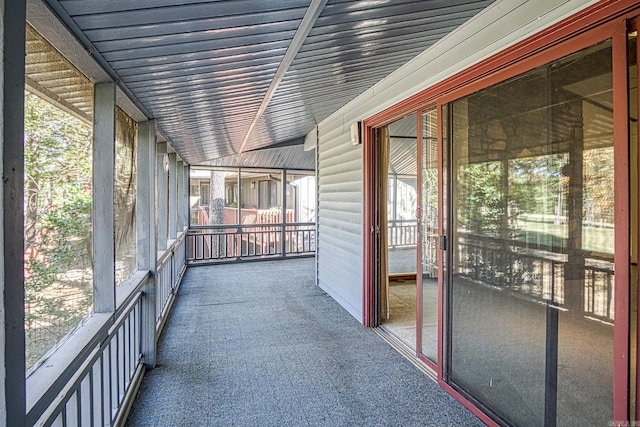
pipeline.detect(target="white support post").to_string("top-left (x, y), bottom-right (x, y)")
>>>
top-left (281, 169), bottom-right (287, 257)
top-left (176, 160), bottom-right (184, 231)
top-left (168, 153), bottom-right (177, 240)
top-left (156, 143), bottom-right (168, 252)
top-left (237, 168), bottom-right (243, 225)
top-left (136, 121), bottom-right (155, 272)
top-left (137, 120), bottom-right (157, 368)
top-left (93, 82), bottom-right (116, 313)
top-left (1, 1), bottom-right (26, 424)
top-left (180, 161), bottom-right (188, 231)
top-left (184, 165), bottom-right (190, 229)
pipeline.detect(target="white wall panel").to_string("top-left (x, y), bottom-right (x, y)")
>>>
top-left (315, 0), bottom-right (597, 324)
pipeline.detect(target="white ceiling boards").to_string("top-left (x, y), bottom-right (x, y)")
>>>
top-left (32, 0), bottom-right (494, 164)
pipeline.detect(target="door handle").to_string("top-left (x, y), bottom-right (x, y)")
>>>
top-left (439, 235), bottom-right (447, 250)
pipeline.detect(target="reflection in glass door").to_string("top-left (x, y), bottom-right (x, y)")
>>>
top-left (420, 108), bottom-right (439, 364)
top-left (448, 40), bottom-right (614, 426)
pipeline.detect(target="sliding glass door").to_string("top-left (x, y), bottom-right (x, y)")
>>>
top-left (364, 10), bottom-right (635, 426)
top-left (448, 39), bottom-right (615, 426)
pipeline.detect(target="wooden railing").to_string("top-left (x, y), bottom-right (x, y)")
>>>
top-left (224, 207), bottom-right (295, 225)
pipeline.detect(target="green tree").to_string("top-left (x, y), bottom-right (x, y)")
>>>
top-left (457, 161), bottom-right (504, 236)
top-left (24, 92), bottom-right (93, 368)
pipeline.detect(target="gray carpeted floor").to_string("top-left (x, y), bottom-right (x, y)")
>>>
top-left (126, 257), bottom-right (484, 427)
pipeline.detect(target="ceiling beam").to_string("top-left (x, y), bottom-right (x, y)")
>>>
top-left (237, 0), bottom-right (328, 154)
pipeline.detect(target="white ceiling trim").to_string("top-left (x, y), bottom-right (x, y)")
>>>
top-left (237, 0), bottom-right (329, 154)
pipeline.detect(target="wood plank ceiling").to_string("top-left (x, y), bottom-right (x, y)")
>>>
top-left (37, 0), bottom-right (494, 165)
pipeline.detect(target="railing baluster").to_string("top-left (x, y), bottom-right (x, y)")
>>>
top-left (76, 384), bottom-right (82, 427)
top-left (100, 353), bottom-right (105, 427)
top-left (88, 369), bottom-right (94, 427)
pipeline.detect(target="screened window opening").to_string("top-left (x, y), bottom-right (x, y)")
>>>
top-left (187, 168), bottom-right (316, 262)
top-left (190, 168), bottom-right (315, 227)
top-left (286, 173), bottom-right (316, 223)
top-left (115, 107), bottom-right (137, 286)
top-left (24, 25), bottom-right (94, 370)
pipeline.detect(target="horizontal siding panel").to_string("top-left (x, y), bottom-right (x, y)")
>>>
top-left (318, 136), bottom-right (350, 154)
top-left (319, 230), bottom-right (362, 253)
top-left (317, 183), bottom-right (361, 197)
top-left (318, 170), bottom-right (361, 188)
top-left (318, 192), bottom-right (363, 203)
top-left (318, 140), bottom-right (360, 161)
top-left (319, 212), bottom-right (361, 228)
top-left (319, 225), bottom-right (361, 242)
top-left (319, 149), bottom-right (362, 169)
top-left (318, 249), bottom-right (362, 320)
top-left (318, 140), bottom-right (349, 157)
top-left (318, 122), bottom-right (345, 143)
top-left (319, 162), bottom-right (359, 179)
top-left (318, 160), bottom-right (361, 179)
top-left (320, 116), bottom-right (350, 137)
top-left (318, 221), bottom-right (361, 237)
top-left (318, 171), bottom-right (361, 188)
top-left (317, 101), bottom-right (365, 322)
top-left (318, 225), bottom-right (361, 246)
top-left (318, 208), bottom-right (361, 225)
top-left (318, 276), bottom-right (362, 320)
top-left (317, 200), bottom-right (362, 215)
top-left (318, 239), bottom-right (362, 269)
top-left (319, 152), bottom-right (360, 170)
top-left (318, 201), bottom-right (362, 214)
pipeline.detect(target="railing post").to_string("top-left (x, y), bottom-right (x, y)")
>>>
top-left (93, 82), bottom-right (116, 313)
top-left (137, 120), bottom-right (157, 368)
top-left (1, 2), bottom-right (26, 424)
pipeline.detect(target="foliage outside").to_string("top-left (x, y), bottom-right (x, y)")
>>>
top-left (24, 92), bottom-right (93, 369)
top-left (457, 151), bottom-right (614, 253)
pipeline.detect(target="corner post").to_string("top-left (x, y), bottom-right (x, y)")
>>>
top-left (1, 1), bottom-right (26, 424)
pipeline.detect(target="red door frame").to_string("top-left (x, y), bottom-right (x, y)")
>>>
top-left (362, 0), bottom-right (640, 424)
top-left (632, 16), bottom-right (640, 423)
